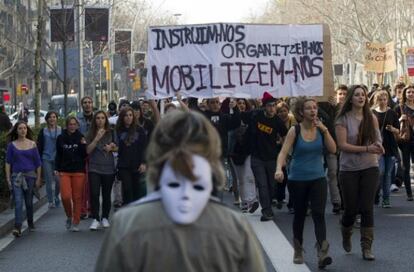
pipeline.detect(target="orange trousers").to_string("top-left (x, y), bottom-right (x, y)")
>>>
top-left (60, 172), bottom-right (85, 225)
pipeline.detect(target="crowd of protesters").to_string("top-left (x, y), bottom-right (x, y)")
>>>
top-left (3, 81), bottom-right (414, 268)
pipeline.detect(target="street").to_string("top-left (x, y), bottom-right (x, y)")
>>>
top-left (0, 188), bottom-right (413, 272)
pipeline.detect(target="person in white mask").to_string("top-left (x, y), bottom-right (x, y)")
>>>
top-left (95, 110), bottom-right (265, 272)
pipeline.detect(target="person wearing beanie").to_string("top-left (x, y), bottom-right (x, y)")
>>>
top-left (244, 91), bottom-right (287, 221)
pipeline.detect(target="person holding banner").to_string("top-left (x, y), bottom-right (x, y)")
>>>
top-left (203, 98), bottom-right (241, 201)
top-left (248, 92), bottom-right (287, 222)
top-left (335, 85), bottom-right (383, 261)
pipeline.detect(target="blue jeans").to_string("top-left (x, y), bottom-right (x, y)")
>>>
top-left (43, 160), bottom-right (60, 205)
top-left (378, 156), bottom-right (395, 201)
top-left (12, 176), bottom-right (35, 228)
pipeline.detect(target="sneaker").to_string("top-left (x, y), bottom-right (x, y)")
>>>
top-left (65, 218), bottom-right (72, 230)
top-left (54, 198), bottom-right (60, 208)
top-left (260, 211), bottom-right (274, 222)
top-left (407, 195), bottom-right (414, 201)
top-left (71, 224), bottom-right (80, 232)
top-left (390, 184), bottom-right (399, 192)
top-left (276, 201), bottom-right (283, 210)
top-left (354, 215), bottom-right (361, 229)
top-left (89, 219), bottom-right (101, 231)
top-left (382, 199), bottom-right (391, 208)
top-left (101, 218), bottom-right (110, 228)
top-left (80, 214), bottom-right (89, 220)
top-left (28, 221), bottom-right (35, 231)
top-left (332, 203), bottom-right (341, 215)
top-left (12, 228), bottom-right (22, 237)
top-left (48, 203), bottom-right (55, 209)
top-left (248, 201), bottom-right (259, 214)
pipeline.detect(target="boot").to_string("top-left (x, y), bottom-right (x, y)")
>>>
top-left (341, 225), bottom-right (353, 252)
top-left (316, 240), bottom-right (332, 269)
top-left (293, 239), bottom-right (304, 264)
top-left (360, 227), bottom-right (375, 261)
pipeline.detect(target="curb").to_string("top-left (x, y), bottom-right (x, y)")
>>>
top-left (0, 187), bottom-right (47, 237)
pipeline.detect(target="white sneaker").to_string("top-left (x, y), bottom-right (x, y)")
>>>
top-left (101, 218), bottom-right (110, 228)
top-left (71, 224), bottom-right (80, 232)
top-left (390, 184), bottom-right (399, 192)
top-left (89, 219), bottom-right (100, 231)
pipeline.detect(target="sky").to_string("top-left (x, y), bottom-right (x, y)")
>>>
top-left (151, 0), bottom-right (269, 24)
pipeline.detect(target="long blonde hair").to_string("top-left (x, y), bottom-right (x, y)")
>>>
top-left (146, 110), bottom-right (225, 190)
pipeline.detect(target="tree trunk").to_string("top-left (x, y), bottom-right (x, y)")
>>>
top-left (34, 0), bottom-right (44, 128)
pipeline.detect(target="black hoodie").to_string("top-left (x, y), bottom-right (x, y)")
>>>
top-left (55, 129), bottom-right (87, 172)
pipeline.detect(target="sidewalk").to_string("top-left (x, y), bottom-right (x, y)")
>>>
top-left (0, 187), bottom-right (47, 237)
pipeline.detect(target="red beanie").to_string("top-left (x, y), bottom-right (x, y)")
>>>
top-left (262, 91), bottom-right (276, 105)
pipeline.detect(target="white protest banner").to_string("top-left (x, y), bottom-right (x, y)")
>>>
top-left (147, 23), bottom-right (332, 99)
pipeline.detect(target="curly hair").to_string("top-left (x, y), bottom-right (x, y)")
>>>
top-left (146, 110), bottom-right (225, 191)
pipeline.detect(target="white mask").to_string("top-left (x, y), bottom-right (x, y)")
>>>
top-left (160, 155), bottom-right (213, 225)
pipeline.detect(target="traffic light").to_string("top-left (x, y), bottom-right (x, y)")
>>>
top-left (133, 75), bottom-right (141, 91)
top-left (103, 59), bottom-right (110, 80)
top-left (17, 84), bottom-right (22, 96)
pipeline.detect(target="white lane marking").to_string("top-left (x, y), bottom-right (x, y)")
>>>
top-left (246, 213), bottom-right (311, 272)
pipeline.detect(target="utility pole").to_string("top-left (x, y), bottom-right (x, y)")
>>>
top-left (34, 0), bottom-right (44, 128)
top-left (61, 0), bottom-right (68, 116)
top-left (75, 0), bottom-right (84, 108)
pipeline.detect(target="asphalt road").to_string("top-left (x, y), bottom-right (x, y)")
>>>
top-left (273, 187), bottom-right (414, 271)
top-left (0, 207), bottom-right (105, 272)
top-left (0, 187), bottom-right (413, 272)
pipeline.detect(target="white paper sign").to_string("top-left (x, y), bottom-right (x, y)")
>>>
top-left (147, 23), bottom-right (324, 98)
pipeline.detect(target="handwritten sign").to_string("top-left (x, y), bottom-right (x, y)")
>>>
top-left (147, 23), bottom-right (333, 99)
top-left (364, 42), bottom-right (396, 73)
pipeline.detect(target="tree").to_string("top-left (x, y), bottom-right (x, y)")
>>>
top-left (251, 0), bottom-right (414, 85)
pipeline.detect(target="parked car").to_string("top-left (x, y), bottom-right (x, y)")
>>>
top-left (9, 109), bottom-right (47, 127)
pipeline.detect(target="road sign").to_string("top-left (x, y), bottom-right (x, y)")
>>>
top-left (128, 68), bottom-right (136, 79)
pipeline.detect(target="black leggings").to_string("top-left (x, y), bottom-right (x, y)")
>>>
top-left (288, 178), bottom-right (327, 244)
top-left (339, 167), bottom-right (379, 228)
top-left (89, 172), bottom-right (114, 220)
top-left (118, 169), bottom-right (143, 205)
top-left (400, 144), bottom-right (414, 197)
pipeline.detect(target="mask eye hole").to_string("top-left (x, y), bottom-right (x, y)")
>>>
top-left (168, 182), bottom-right (180, 188)
top-left (193, 184), bottom-right (205, 191)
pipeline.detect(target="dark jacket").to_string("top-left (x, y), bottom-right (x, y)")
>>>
top-left (55, 129), bottom-right (87, 172)
top-left (203, 109), bottom-right (241, 157)
top-left (116, 126), bottom-right (148, 170)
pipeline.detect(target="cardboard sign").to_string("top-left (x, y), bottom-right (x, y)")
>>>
top-left (147, 23), bottom-right (333, 100)
top-left (364, 41), bottom-right (396, 73)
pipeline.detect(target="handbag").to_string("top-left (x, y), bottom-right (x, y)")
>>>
top-left (398, 105), bottom-right (411, 144)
